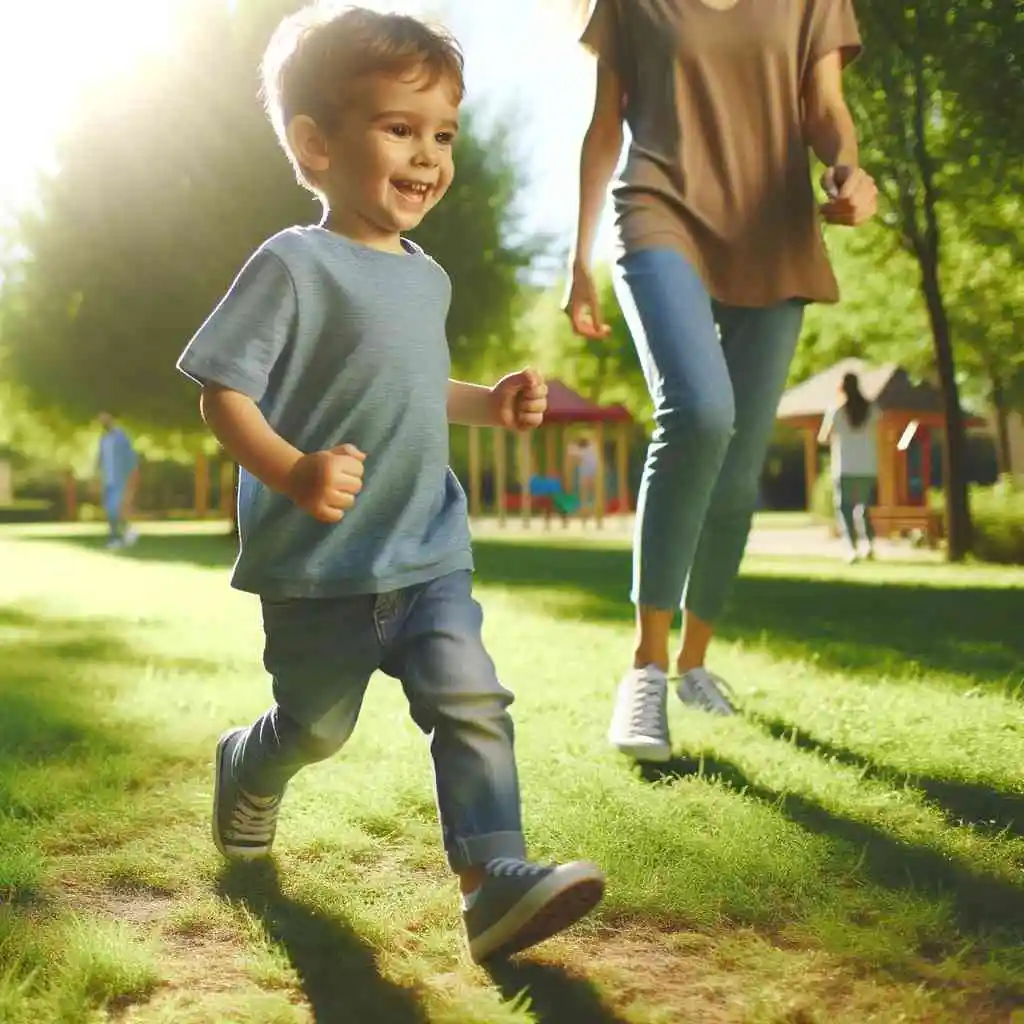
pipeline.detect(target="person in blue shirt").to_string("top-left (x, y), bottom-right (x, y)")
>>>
top-left (95, 411), bottom-right (139, 549)
top-left (175, 5), bottom-right (604, 964)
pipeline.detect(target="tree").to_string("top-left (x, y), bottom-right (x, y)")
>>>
top-left (844, 0), bottom-right (1024, 559)
top-left (0, 0), bottom-right (541, 432)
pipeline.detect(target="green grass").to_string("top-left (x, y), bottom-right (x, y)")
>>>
top-left (1, 523), bottom-right (1023, 1022)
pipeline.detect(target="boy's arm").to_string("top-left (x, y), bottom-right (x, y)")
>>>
top-left (178, 248), bottom-right (302, 496)
top-left (200, 386), bottom-right (303, 496)
top-left (446, 380), bottom-right (500, 428)
top-left (447, 370), bottom-right (548, 430)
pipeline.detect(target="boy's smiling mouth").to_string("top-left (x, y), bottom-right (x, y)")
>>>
top-left (391, 179), bottom-right (432, 203)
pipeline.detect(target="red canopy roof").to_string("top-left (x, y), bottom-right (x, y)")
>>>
top-left (543, 379), bottom-right (633, 425)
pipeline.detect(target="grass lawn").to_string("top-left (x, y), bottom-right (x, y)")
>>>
top-left (1, 523), bottom-right (1023, 1023)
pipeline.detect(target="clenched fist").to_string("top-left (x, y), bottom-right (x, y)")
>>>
top-left (492, 369), bottom-right (548, 430)
top-left (285, 443), bottom-right (365, 523)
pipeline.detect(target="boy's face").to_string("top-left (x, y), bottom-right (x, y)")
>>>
top-left (318, 67), bottom-right (459, 249)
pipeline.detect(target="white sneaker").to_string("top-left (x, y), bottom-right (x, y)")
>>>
top-left (123, 529), bottom-right (139, 548)
top-left (676, 668), bottom-right (736, 716)
top-left (607, 666), bottom-right (671, 762)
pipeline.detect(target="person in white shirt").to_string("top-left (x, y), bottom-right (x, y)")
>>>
top-left (819, 372), bottom-right (879, 562)
top-left (568, 436), bottom-right (599, 516)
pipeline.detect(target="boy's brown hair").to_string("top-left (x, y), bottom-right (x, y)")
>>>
top-left (261, 4), bottom-right (465, 187)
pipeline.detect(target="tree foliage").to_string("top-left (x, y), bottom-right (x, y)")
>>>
top-left (0, 0), bottom-right (540, 432)
top-left (825, 0), bottom-right (1024, 559)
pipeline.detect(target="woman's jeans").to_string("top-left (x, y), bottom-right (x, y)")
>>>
top-left (834, 475), bottom-right (877, 549)
top-left (614, 247), bottom-right (804, 621)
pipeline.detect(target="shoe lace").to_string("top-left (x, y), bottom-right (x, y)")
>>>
top-left (688, 670), bottom-right (735, 711)
top-left (628, 672), bottom-right (666, 735)
top-left (486, 857), bottom-right (543, 880)
top-left (228, 791), bottom-right (280, 841)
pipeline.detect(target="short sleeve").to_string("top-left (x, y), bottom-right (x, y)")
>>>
top-left (176, 248), bottom-right (297, 404)
top-left (580, 0), bottom-right (622, 73)
top-left (806, 0), bottom-right (862, 69)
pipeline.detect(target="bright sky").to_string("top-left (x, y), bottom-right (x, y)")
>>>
top-left (0, 0), bottom-right (615, 266)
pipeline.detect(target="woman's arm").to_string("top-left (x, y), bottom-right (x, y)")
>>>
top-left (571, 59), bottom-right (625, 270)
top-left (804, 50), bottom-right (877, 225)
top-left (803, 50), bottom-right (859, 170)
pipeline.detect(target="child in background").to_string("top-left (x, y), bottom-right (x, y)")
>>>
top-left (175, 5), bottom-right (604, 963)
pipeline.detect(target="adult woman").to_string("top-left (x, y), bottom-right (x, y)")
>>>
top-left (565, 0), bottom-right (878, 761)
top-left (819, 371), bottom-right (879, 563)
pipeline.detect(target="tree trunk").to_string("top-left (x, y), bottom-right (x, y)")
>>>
top-left (990, 374), bottom-right (1013, 478)
top-left (905, 29), bottom-right (971, 561)
top-left (919, 252), bottom-right (972, 560)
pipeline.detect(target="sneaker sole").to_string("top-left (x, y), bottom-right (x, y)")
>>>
top-left (212, 727), bottom-right (270, 861)
top-left (608, 734), bottom-right (671, 763)
top-left (469, 862), bottom-right (605, 963)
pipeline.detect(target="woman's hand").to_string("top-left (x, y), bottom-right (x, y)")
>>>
top-left (563, 261), bottom-right (612, 339)
top-left (820, 165), bottom-right (878, 227)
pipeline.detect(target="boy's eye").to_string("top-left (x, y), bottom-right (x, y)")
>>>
top-left (436, 131), bottom-right (456, 146)
top-left (388, 124), bottom-right (412, 138)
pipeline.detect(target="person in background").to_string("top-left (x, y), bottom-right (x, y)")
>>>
top-left (819, 371), bottom-right (879, 563)
top-left (95, 411), bottom-right (139, 549)
top-left (569, 435), bottom-right (599, 517)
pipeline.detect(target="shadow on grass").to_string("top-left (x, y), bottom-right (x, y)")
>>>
top-left (753, 715), bottom-right (1024, 839)
top-left (0, 605), bottom-right (181, 902)
top-left (217, 860), bottom-right (430, 1024)
top-left (217, 862), bottom-right (629, 1024)
top-left (40, 532), bottom-right (1024, 686)
top-left (484, 959), bottom-right (631, 1024)
top-left (471, 542), bottom-right (1024, 688)
top-left (638, 755), bottom-right (1024, 946)
top-left (0, 606), bottom-right (149, 768)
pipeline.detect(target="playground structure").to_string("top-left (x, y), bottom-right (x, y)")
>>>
top-left (464, 380), bottom-right (635, 528)
top-left (777, 358), bottom-right (985, 546)
top-left (56, 380), bottom-right (637, 528)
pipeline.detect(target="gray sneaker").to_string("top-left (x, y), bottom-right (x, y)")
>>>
top-left (676, 668), bottom-right (736, 716)
top-left (607, 666), bottom-right (671, 762)
top-left (465, 858), bottom-right (605, 963)
top-left (212, 727), bottom-right (282, 859)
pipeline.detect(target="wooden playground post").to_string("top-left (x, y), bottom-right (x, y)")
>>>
top-left (219, 460), bottom-right (236, 518)
top-left (517, 431), bottom-right (532, 526)
top-left (64, 469), bottom-right (78, 522)
top-left (594, 421), bottom-right (606, 528)
top-left (615, 421), bottom-right (629, 514)
top-left (494, 428), bottom-right (507, 526)
top-left (468, 425), bottom-right (482, 518)
top-left (195, 451), bottom-right (210, 519)
top-left (545, 428), bottom-right (557, 479)
top-left (804, 428), bottom-right (819, 505)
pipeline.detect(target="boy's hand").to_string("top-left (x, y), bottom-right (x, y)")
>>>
top-left (492, 369), bottom-right (548, 430)
top-left (285, 444), bottom-right (365, 523)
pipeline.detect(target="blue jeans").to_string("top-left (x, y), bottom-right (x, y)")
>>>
top-left (614, 248), bottom-right (805, 620)
top-left (834, 475), bottom-right (876, 548)
top-left (103, 481), bottom-right (128, 539)
top-left (230, 570), bottom-right (526, 872)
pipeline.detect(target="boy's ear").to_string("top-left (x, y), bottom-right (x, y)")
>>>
top-left (286, 115), bottom-right (331, 176)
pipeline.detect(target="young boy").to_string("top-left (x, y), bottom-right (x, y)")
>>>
top-left (175, 5), bottom-right (604, 963)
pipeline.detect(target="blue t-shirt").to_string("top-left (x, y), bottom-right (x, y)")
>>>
top-left (176, 226), bottom-right (472, 599)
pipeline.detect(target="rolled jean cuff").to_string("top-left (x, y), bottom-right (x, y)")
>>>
top-left (447, 830), bottom-right (527, 872)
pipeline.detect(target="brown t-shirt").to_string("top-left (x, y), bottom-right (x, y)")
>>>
top-left (581, 0), bottom-right (862, 306)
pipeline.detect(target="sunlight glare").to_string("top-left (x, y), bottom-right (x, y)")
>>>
top-left (0, 0), bottom-right (180, 214)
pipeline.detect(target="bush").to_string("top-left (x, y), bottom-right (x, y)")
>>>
top-left (970, 477), bottom-right (1024, 565)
